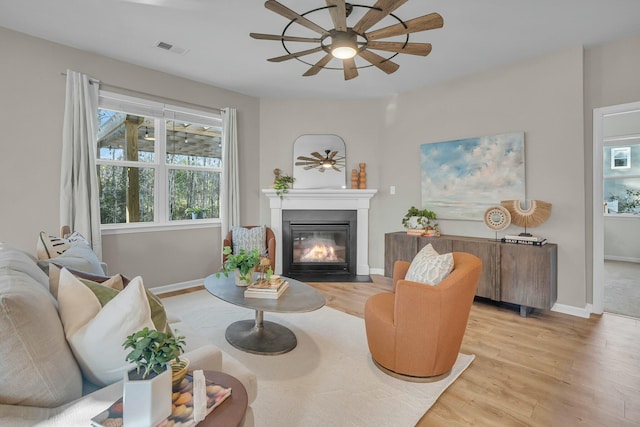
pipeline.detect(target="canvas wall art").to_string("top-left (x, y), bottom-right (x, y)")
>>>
top-left (293, 134), bottom-right (346, 189)
top-left (420, 132), bottom-right (526, 221)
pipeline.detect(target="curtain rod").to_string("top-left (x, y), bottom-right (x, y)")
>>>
top-left (60, 72), bottom-right (224, 114)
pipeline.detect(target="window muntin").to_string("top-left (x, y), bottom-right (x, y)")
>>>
top-left (96, 92), bottom-right (223, 227)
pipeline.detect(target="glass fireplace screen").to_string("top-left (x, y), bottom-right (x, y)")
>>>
top-left (292, 228), bottom-right (347, 264)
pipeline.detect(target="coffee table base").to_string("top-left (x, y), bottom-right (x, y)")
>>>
top-left (225, 317), bottom-right (297, 355)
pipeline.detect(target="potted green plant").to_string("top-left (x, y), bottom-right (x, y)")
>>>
top-left (185, 206), bottom-right (208, 219)
top-left (274, 174), bottom-right (295, 199)
top-left (217, 246), bottom-right (261, 286)
top-left (402, 206), bottom-right (439, 235)
top-left (121, 327), bottom-right (186, 426)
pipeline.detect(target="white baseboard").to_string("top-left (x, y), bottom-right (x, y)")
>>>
top-left (150, 279), bottom-right (203, 295)
top-left (604, 255), bottom-right (640, 263)
top-left (551, 302), bottom-right (592, 318)
top-left (369, 267), bottom-right (384, 276)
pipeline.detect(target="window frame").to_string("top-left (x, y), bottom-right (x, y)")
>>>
top-left (97, 91), bottom-right (223, 233)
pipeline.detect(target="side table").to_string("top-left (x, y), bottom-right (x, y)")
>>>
top-left (198, 370), bottom-right (248, 427)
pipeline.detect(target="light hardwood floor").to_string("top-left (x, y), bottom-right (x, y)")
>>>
top-left (161, 275), bottom-right (640, 426)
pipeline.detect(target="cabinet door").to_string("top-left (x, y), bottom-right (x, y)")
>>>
top-left (500, 244), bottom-right (557, 309)
top-left (451, 240), bottom-right (499, 300)
top-left (384, 233), bottom-right (418, 277)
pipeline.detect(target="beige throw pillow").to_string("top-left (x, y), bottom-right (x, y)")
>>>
top-left (57, 269), bottom-right (155, 386)
top-left (405, 243), bottom-right (454, 285)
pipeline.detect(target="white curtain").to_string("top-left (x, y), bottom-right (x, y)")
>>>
top-left (221, 107), bottom-right (240, 249)
top-left (60, 70), bottom-right (102, 259)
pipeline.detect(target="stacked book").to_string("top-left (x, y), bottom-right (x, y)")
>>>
top-left (244, 276), bottom-right (289, 299)
top-left (406, 228), bottom-right (426, 236)
top-left (501, 235), bottom-right (548, 246)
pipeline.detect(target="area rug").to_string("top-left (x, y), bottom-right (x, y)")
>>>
top-left (161, 290), bottom-right (475, 427)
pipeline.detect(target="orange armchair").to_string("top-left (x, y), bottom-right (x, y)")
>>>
top-left (223, 226), bottom-right (276, 271)
top-left (364, 252), bottom-right (482, 380)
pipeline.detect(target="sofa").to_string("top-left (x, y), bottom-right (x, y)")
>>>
top-left (0, 243), bottom-right (257, 426)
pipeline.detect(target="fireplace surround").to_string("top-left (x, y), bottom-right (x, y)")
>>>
top-left (262, 189), bottom-right (377, 277)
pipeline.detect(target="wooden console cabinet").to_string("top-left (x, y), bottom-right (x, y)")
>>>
top-left (384, 232), bottom-right (557, 316)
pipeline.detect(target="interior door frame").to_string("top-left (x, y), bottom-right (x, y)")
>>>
top-left (592, 100), bottom-right (640, 314)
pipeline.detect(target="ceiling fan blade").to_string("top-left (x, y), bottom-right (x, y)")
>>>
top-left (296, 156), bottom-right (322, 162)
top-left (319, 167), bottom-right (326, 173)
top-left (311, 151), bottom-right (325, 159)
top-left (343, 57), bottom-right (358, 80)
top-left (358, 49), bottom-right (399, 74)
top-left (366, 41), bottom-right (432, 56)
top-left (366, 13), bottom-right (444, 41)
top-left (353, 0), bottom-right (408, 34)
top-left (296, 161), bottom-right (320, 166)
top-left (326, 0), bottom-right (347, 32)
top-left (250, 33), bottom-right (322, 43)
top-left (265, 0), bottom-right (330, 36)
top-left (304, 165), bottom-right (319, 170)
top-left (328, 151), bottom-right (338, 159)
top-left (268, 46), bottom-right (324, 62)
top-left (332, 165), bottom-right (342, 172)
top-left (303, 53), bottom-right (334, 77)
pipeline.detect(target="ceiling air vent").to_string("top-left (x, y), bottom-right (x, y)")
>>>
top-left (154, 41), bottom-right (189, 55)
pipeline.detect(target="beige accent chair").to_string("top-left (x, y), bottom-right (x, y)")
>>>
top-left (364, 252), bottom-right (482, 380)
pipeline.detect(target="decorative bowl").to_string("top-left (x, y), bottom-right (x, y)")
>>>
top-left (170, 357), bottom-right (189, 389)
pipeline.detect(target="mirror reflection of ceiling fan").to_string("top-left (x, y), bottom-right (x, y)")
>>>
top-left (250, 0), bottom-right (444, 80)
top-left (296, 149), bottom-right (346, 172)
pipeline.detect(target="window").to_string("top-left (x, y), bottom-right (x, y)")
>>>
top-left (604, 141), bottom-right (640, 215)
top-left (96, 92), bottom-right (223, 228)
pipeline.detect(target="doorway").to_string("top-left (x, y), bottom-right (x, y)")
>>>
top-left (593, 101), bottom-right (640, 317)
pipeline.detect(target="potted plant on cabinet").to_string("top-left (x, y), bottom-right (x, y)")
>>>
top-left (402, 206), bottom-right (440, 236)
top-left (217, 246), bottom-right (261, 286)
top-left (122, 327), bottom-right (186, 426)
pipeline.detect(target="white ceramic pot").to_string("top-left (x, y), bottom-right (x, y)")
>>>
top-left (235, 267), bottom-right (255, 287)
top-left (123, 365), bottom-right (172, 427)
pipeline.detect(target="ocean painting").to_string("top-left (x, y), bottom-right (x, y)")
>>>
top-left (421, 132), bottom-right (526, 221)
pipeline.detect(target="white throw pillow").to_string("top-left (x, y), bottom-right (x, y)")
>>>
top-left (405, 244), bottom-right (454, 286)
top-left (57, 269), bottom-right (154, 386)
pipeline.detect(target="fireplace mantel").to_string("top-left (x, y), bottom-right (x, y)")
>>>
top-left (262, 189), bottom-right (377, 275)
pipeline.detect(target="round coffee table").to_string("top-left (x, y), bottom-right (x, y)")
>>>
top-left (204, 273), bottom-right (325, 355)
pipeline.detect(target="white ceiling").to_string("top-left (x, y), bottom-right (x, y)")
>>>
top-left (2, 0), bottom-right (640, 99)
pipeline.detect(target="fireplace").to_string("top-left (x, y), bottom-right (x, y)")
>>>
top-left (262, 188), bottom-right (377, 278)
top-left (282, 210), bottom-right (357, 280)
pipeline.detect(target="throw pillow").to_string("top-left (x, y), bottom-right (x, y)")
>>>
top-left (405, 244), bottom-right (454, 286)
top-left (232, 226), bottom-right (267, 255)
top-left (57, 269), bottom-right (155, 386)
top-left (36, 231), bottom-right (90, 260)
top-left (48, 264), bottom-right (124, 298)
top-left (37, 243), bottom-right (106, 277)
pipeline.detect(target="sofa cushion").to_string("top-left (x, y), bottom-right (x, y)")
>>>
top-left (0, 270), bottom-right (83, 407)
top-left (57, 269), bottom-right (155, 386)
top-left (0, 243), bottom-right (50, 292)
top-left (47, 264), bottom-right (124, 299)
top-left (405, 243), bottom-right (454, 285)
top-left (232, 226), bottom-right (266, 255)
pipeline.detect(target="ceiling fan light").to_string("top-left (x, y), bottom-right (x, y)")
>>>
top-left (331, 31), bottom-right (357, 59)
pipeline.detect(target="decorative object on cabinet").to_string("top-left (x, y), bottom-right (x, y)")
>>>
top-left (293, 134), bottom-right (346, 189)
top-left (420, 132), bottom-right (525, 221)
top-left (384, 232), bottom-right (557, 317)
top-left (402, 206), bottom-right (439, 236)
top-left (483, 205), bottom-right (511, 240)
top-left (500, 199), bottom-right (552, 236)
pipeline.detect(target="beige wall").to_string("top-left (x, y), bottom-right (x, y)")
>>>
top-left (0, 27), bottom-right (260, 287)
top-left (261, 46), bottom-right (587, 309)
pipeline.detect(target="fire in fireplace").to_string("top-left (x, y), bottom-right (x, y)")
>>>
top-left (282, 210), bottom-right (357, 280)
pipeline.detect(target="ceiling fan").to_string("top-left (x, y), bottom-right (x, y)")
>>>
top-left (296, 150), bottom-right (346, 172)
top-left (250, 0), bottom-right (444, 80)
